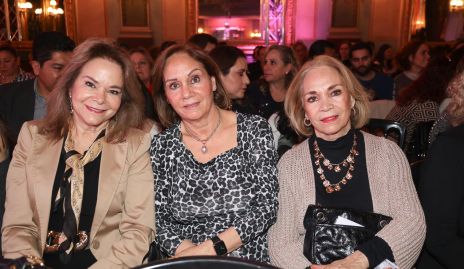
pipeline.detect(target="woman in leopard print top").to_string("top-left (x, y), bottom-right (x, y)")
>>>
top-left (150, 45), bottom-right (278, 263)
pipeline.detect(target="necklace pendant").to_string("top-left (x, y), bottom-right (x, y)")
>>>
top-left (201, 144), bottom-right (208, 154)
top-left (346, 172), bottom-right (352, 180)
top-left (326, 186), bottom-right (334, 193)
top-left (323, 159), bottom-right (330, 166)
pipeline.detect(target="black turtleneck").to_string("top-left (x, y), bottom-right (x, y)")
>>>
top-left (308, 129), bottom-right (394, 267)
top-left (309, 129), bottom-right (372, 211)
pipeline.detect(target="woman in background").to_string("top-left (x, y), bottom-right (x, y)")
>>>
top-left (269, 55), bottom-right (425, 269)
top-left (151, 45), bottom-right (278, 262)
top-left (394, 41), bottom-right (430, 98)
top-left (247, 45), bottom-right (298, 119)
top-left (374, 44), bottom-right (398, 76)
top-left (0, 43), bottom-right (34, 85)
top-left (416, 61), bottom-right (464, 269)
top-left (209, 45), bottom-right (256, 115)
top-left (129, 47), bottom-right (154, 94)
top-left (386, 54), bottom-right (458, 159)
top-left (2, 38), bottom-right (155, 269)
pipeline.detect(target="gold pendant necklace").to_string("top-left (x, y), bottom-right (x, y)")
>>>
top-left (183, 109), bottom-right (222, 154)
top-left (313, 133), bottom-right (358, 193)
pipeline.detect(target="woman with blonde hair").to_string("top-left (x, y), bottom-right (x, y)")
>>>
top-left (247, 45), bottom-right (299, 120)
top-left (268, 55), bottom-right (425, 269)
top-left (2, 38), bottom-right (155, 269)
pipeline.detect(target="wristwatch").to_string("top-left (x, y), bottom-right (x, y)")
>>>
top-left (211, 236), bottom-right (227, 255)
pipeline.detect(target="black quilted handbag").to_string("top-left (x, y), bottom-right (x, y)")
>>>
top-left (303, 205), bottom-right (392, 265)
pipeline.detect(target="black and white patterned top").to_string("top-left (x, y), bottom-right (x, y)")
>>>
top-left (150, 112), bottom-right (279, 263)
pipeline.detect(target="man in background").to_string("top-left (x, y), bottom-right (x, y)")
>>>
top-left (350, 41), bottom-right (394, 100)
top-left (0, 31), bottom-right (75, 151)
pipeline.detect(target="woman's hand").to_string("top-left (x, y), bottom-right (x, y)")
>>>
top-left (173, 240), bottom-right (216, 258)
top-left (311, 251), bottom-right (369, 269)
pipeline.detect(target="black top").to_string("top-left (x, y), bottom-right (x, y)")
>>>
top-left (246, 80), bottom-right (283, 120)
top-left (44, 147), bottom-right (101, 269)
top-left (0, 79), bottom-right (35, 152)
top-left (416, 124), bottom-right (464, 269)
top-left (308, 129), bottom-right (394, 267)
top-left (231, 98), bottom-right (258, 116)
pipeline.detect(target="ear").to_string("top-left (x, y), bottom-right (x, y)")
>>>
top-left (285, 64), bottom-right (292, 75)
top-left (30, 60), bottom-right (41, 76)
top-left (350, 96), bottom-right (356, 109)
top-left (211, 76), bottom-right (217, 92)
top-left (408, 54), bottom-right (414, 64)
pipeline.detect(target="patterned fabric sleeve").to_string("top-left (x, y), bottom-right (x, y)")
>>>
top-left (150, 134), bottom-right (184, 257)
top-left (233, 116), bottom-right (279, 244)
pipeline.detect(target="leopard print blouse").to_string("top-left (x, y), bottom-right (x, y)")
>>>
top-left (150, 112), bottom-right (278, 263)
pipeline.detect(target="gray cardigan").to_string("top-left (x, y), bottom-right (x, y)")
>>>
top-left (268, 131), bottom-right (425, 269)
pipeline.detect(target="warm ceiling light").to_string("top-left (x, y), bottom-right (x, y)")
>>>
top-left (50, 0), bottom-right (57, 6)
top-left (18, 2), bottom-right (32, 9)
top-left (197, 27), bottom-right (204, 34)
top-left (450, 0), bottom-right (464, 11)
top-left (35, 8), bottom-right (42, 14)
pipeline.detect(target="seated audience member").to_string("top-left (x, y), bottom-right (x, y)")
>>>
top-left (374, 43), bottom-right (399, 76)
top-left (150, 45), bottom-right (278, 262)
top-left (308, 39), bottom-right (336, 60)
top-left (350, 41), bottom-right (394, 100)
top-left (394, 41), bottom-right (430, 98)
top-left (0, 43), bottom-right (34, 85)
top-left (268, 55), bottom-right (425, 269)
top-left (386, 54), bottom-right (457, 158)
top-left (338, 41), bottom-right (352, 67)
top-left (187, 33), bottom-right (218, 52)
top-left (1, 38), bottom-right (155, 269)
top-left (292, 41), bottom-right (308, 66)
top-left (248, 45), bottom-right (265, 82)
top-left (0, 32), bottom-right (75, 152)
top-left (128, 47), bottom-right (157, 121)
top-left (129, 47), bottom-right (154, 93)
top-left (209, 45), bottom-right (256, 114)
top-left (247, 45), bottom-right (299, 119)
top-left (416, 59), bottom-right (464, 269)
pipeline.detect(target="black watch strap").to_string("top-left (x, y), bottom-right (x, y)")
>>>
top-left (211, 236), bottom-right (228, 255)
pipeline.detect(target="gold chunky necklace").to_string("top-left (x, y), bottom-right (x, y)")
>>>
top-left (313, 133), bottom-right (358, 193)
top-left (183, 110), bottom-right (221, 154)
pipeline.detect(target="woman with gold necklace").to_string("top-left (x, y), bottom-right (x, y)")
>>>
top-left (268, 56), bottom-right (425, 269)
top-left (150, 45), bottom-right (278, 263)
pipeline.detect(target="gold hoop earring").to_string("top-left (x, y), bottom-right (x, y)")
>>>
top-left (304, 116), bottom-right (312, 127)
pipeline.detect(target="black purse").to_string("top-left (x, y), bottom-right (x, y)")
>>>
top-left (144, 240), bottom-right (169, 262)
top-left (303, 205), bottom-right (392, 265)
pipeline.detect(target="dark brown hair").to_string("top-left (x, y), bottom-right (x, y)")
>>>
top-left (39, 38), bottom-right (145, 142)
top-left (209, 45), bottom-right (246, 75)
top-left (396, 40), bottom-right (427, 71)
top-left (152, 45), bottom-right (231, 128)
top-left (397, 54), bottom-right (458, 106)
